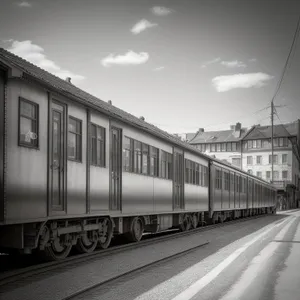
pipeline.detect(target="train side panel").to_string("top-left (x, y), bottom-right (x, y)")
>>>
top-left (66, 99), bottom-right (87, 215)
top-left (184, 151), bottom-right (209, 211)
top-left (0, 69), bottom-right (5, 223)
top-left (5, 79), bottom-right (48, 222)
top-left (89, 111), bottom-right (110, 212)
top-left (119, 121), bottom-right (173, 214)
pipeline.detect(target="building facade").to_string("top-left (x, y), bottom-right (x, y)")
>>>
top-left (188, 121), bottom-right (300, 209)
top-left (188, 123), bottom-right (248, 169)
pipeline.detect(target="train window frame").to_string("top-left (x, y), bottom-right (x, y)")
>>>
top-left (150, 146), bottom-right (159, 177)
top-left (68, 116), bottom-right (82, 162)
top-left (142, 143), bottom-right (150, 175)
top-left (161, 150), bottom-right (172, 180)
top-left (134, 140), bottom-right (142, 174)
top-left (18, 97), bottom-right (39, 149)
top-left (124, 136), bottom-right (133, 172)
top-left (90, 123), bottom-right (106, 167)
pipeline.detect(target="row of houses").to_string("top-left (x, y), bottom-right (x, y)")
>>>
top-left (175, 120), bottom-right (300, 210)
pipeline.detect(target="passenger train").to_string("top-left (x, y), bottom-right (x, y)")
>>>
top-left (0, 48), bottom-right (277, 260)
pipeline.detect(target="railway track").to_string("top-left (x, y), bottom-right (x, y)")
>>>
top-left (0, 214), bottom-right (276, 289)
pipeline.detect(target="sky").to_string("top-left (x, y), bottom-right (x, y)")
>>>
top-left (0, 0), bottom-right (299, 134)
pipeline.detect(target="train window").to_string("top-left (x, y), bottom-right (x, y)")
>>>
top-left (134, 141), bottom-right (142, 174)
top-left (142, 144), bottom-right (149, 175)
top-left (203, 166), bottom-right (208, 187)
top-left (90, 124), bottom-right (105, 167)
top-left (235, 175), bottom-right (239, 192)
top-left (200, 165), bottom-right (204, 186)
top-left (150, 146), bottom-right (159, 177)
top-left (185, 159), bottom-right (190, 183)
top-left (192, 162), bottom-right (196, 184)
top-left (195, 164), bottom-right (200, 185)
top-left (68, 117), bottom-right (82, 162)
top-left (19, 98), bottom-right (39, 148)
top-left (124, 137), bottom-right (133, 172)
top-left (161, 151), bottom-right (172, 179)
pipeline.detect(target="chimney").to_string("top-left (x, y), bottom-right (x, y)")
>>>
top-left (108, 100), bottom-right (112, 105)
top-left (235, 122), bottom-right (241, 131)
top-left (66, 77), bottom-right (71, 83)
top-left (139, 116), bottom-right (145, 121)
top-left (198, 128), bottom-right (204, 133)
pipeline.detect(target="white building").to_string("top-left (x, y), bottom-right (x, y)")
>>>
top-left (188, 123), bottom-right (249, 169)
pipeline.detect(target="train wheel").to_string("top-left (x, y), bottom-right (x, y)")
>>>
top-left (179, 214), bottom-right (192, 231)
top-left (44, 236), bottom-right (72, 261)
top-left (191, 214), bottom-right (198, 229)
top-left (98, 218), bottom-right (113, 249)
top-left (76, 231), bottom-right (98, 254)
top-left (125, 217), bottom-right (144, 242)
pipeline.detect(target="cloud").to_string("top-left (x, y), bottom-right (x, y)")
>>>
top-left (131, 19), bottom-right (157, 34)
top-left (101, 50), bottom-right (149, 67)
top-left (212, 73), bottom-right (273, 92)
top-left (201, 57), bottom-right (221, 68)
top-left (7, 40), bottom-right (85, 81)
top-left (151, 6), bottom-right (173, 16)
top-left (221, 60), bottom-right (247, 68)
top-left (17, 1), bottom-right (32, 7)
top-left (153, 66), bottom-right (165, 71)
top-left (249, 58), bottom-right (257, 62)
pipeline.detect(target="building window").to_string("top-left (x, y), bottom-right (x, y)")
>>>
top-left (221, 143), bottom-right (226, 152)
top-left (161, 150), bottom-right (172, 179)
top-left (266, 171), bottom-right (271, 180)
top-left (216, 143), bottom-right (221, 152)
top-left (273, 138), bottom-right (278, 147)
top-left (256, 140), bottom-right (261, 148)
top-left (134, 140), bottom-right (142, 174)
top-left (282, 171), bottom-right (288, 179)
top-left (90, 124), bottom-right (105, 167)
top-left (232, 158), bottom-right (241, 167)
top-left (124, 137), bottom-right (133, 172)
top-left (142, 143), bottom-right (149, 175)
top-left (19, 98), bottom-right (39, 148)
top-left (226, 143), bottom-right (232, 151)
top-left (68, 117), bottom-right (82, 161)
top-left (256, 156), bottom-right (262, 165)
top-left (273, 171), bottom-right (279, 180)
top-left (278, 137), bottom-right (288, 147)
top-left (248, 140), bottom-right (253, 149)
top-left (269, 154), bottom-right (278, 164)
top-left (247, 156), bottom-right (253, 165)
top-left (282, 154), bottom-right (287, 164)
top-left (150, 146), bottom-right (159, 176)
top-left (256, 171), bottom-right (262, 178)
top-left (262, 139), bottom-right (270, 148)
top-left (232, 142), bottom-right (237, 151)
top-left (211, 144), bottom-right (216, 152)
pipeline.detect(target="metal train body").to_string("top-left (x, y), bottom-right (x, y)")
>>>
top-left (0, 49), bottom-right (277, 260)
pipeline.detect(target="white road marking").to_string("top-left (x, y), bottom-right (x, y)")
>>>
top-left (219, 216), bottom-right (297, 300)
top-left (170, 216), bottom-right (293, 300)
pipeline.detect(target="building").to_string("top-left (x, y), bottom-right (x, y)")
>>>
top-left (241, 121), bottom-right (300, 209)
top-left (188, 122), bottom-right (249, 168)
top-left (188, 120), bottom-right (300, 209)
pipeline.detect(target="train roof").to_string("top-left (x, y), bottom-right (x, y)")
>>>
top-left (0, 48), bottom-right (274, 187)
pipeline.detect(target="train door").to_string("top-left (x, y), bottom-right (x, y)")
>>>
top-left (49, 101), bottom-right (67, 213)
top-left (173, 149), bottom-right (184, 210)
top-left (110, 127), bottom-right (122, 211)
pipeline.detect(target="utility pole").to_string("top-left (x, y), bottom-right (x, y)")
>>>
top-left (271, 101), bottom-right (274, 183)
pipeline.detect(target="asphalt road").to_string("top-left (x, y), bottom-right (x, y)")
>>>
top-left (70, 211), bottom-right (300, 300)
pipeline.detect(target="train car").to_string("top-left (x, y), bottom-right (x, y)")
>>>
top-left (0, 48), bottom-right (277, 260)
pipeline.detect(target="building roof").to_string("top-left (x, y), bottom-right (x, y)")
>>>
top-left (243, 122), bottom-right (299, 140)
top-left (189, 128), bottom-right (249, 144)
